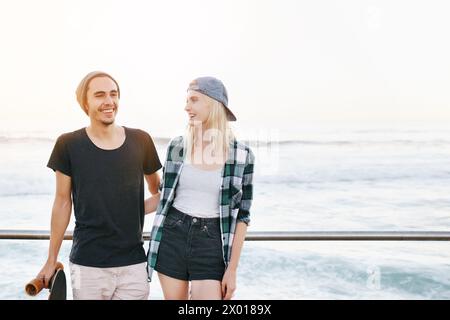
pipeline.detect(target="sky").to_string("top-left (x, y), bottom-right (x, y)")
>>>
top-left (0, 0), bottom-right (449, 139)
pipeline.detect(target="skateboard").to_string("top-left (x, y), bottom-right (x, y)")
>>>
top-left (25, 262), bottom-right (67, 300)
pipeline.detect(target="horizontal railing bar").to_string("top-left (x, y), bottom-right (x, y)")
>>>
top-left (1, 230), bottom-right (450, 241)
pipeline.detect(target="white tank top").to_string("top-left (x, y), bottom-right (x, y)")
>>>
top-left (172, 163), bottom-right (223, 218)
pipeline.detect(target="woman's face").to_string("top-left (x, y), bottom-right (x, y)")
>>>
top-left (185, 90), bottom-right (211, 125)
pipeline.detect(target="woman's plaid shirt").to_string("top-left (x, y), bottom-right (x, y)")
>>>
top-left (147, 136), bottom-right (255, 281)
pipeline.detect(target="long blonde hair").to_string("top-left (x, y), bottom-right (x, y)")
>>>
top-left (184, 96), bottom-right (235, 164)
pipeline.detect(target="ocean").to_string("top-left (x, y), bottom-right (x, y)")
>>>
top-left (1, 127), bottom-right (450, 299)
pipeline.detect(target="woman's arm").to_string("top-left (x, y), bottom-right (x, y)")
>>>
top-left (221, 221), bottom-right (248, 300)
top-left (221, 147), bottom-right (255, 299)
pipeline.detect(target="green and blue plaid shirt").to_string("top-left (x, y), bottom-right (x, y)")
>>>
top-left (147, 136), bottom-right (255, 281)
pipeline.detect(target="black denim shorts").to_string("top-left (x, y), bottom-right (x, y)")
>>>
top-left (155, 206), bottom-right (226, 281)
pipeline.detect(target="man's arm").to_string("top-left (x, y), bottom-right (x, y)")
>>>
top-left (37, 171), bottom-right (72, 287)
top-left (144, 172), bottom-right (161, 214)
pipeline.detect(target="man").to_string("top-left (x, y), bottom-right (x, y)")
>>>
top-left (37, 71), bottom-right (161, 299)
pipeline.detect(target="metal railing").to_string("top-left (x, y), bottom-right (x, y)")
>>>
top-left (1, 230), bottom-right (450, 241)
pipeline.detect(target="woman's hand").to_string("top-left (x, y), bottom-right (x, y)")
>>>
top-left (221, 267), bottom-right (237, 300)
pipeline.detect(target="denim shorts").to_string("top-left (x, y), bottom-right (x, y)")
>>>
top-left (155, 206), bottom-right (225, 281)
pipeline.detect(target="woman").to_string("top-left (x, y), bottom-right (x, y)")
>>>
top-left (147, 76), bottom-right (255, 300)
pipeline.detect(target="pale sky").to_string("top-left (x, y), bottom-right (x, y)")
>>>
top-left (1, 0), bottom-right (449, 138)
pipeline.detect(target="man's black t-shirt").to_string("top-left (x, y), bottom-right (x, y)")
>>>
top-left (47, 126), bottom-right (162, 267)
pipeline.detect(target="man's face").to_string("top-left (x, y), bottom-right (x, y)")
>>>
top-left (85, 77), bottom-right (119, 126)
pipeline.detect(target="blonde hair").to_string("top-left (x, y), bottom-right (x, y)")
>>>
top-left (75, 71), bottom-right (120, 115)
top-left (184, 96), bottom-right (235, 164)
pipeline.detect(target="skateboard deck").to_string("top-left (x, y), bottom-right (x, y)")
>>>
top-left (25, 262), bottom-right (66, 300)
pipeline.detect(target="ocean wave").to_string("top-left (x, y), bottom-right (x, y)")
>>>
top-left (247, 139), bottom-right (450, 147)
top-left (0, 135), bottom-right (172, 145)
top-left (254, 173), bottom-right (450, 185)
top-left (1, 169), bottom-right (449, 197)
top-left (238, 245), bottom-right (450, 299)
top-left (2, 242), bottom-right (449, 299)
top-left (0, 136), bottom-right (54, 144)
top-left (0, 191), bottom-right (52, 197)
top-left (2, 133), bottom-right (450, 147)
